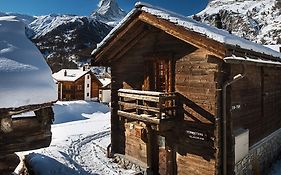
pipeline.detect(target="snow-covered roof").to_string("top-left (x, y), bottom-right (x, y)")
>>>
top-left (0, 16), bottom-right (57, 108)
top-left (264, 45), bottom-right (281, 53)
top-left (224, 55), bottom-right (281, 67)
top-left (52, 69), bottom-right (90, 82)
top-left (98, 78), bottom-right (111, 87)
top-left (92, 2), bottom-right (281, 60)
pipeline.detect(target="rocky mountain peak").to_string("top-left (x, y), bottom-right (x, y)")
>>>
top-left (197, 0), bottom-right (281, 44)
top-left (91, 0), bottom-right (126, 26)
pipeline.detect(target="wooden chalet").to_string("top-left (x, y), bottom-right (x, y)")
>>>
top-left (52, 68), bottom-right (103, 101)
top-left (91, 3), bottom-right (281, 175)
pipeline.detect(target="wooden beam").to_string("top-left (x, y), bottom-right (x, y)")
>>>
top-left (0, 130), bottom-right (51, 155)
top-left (226, 46), bottom-right (281, 62)
top-left (138, 12), bottom-right (226, 58)
top-left (119, 89), bottom-right (163, 96)
top-left (118, 101), bottom-right (160, 113)
top-left (95, 15), bottom-right (141, 62)
top-left (118, 92), bottom-right (160, 102)
top-left (118, 110), bottom-right (160, 124)
top-left (111, 29), bottom-right (149, 61)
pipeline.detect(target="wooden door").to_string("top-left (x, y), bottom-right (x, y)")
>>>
top-left (143, 58), bottom-right (175, 174)
top-left (144, 59), bottom-right (172, 93)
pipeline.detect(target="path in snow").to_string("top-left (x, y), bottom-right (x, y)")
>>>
top-left (22, 101), bottom-right (135, 175)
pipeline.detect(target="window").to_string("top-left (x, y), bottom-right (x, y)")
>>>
top-left (77, 85), bottom-right (83, 90)
top-left (144, 59), bottom-right (171, 92)
top-left (87, 75), bottom-right (90, 79)
top-left (87, 93), bottom-right (89, 97)
top-left (87, 84), bottom-right (90, 88)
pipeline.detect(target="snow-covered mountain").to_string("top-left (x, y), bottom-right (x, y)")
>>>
top-left (28, 14), bottom-right (112, 72)
top-left (90, 0), bottom-right (126, 26)
top-left (0, 0), bottom-right (126, 72)
top-left (197, 0), bottom-right (281, 44)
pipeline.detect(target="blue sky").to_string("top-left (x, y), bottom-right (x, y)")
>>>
top-left (0, 0), bottom-right (208, 16)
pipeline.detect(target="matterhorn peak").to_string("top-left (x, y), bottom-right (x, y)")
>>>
top-left (91, 0), bottom-right (126, 26)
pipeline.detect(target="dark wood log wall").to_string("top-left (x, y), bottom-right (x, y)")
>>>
top-left (58, 74), bottom-right (101, 101)
top-left (231, 65), bottom-right (281, 146)
top-left (229, 64), bottom-right (281, 173)
top-left (175, 49), bottom-right (224, 175)
top-left (75, 77), bottom-right (85, 100)
top-left (111, 25), bottom-right (223, 175)
top-left (91, 75), bottom-right (101, 98)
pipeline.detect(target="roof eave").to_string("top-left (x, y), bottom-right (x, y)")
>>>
top-left (91, 8), bottom-right (142, 65)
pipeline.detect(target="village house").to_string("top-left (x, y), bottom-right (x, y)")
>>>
top-left (91, 3), bottom-right (281, 175)
top-left (52, 68), bottom-right (103, 101)
top-left (98, 78), bottom-right (111, 103)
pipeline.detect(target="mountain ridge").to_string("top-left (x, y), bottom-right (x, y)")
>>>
top-left (197, 0), bottom-right (281, 44)
top-left (0, 0), bottom-right (123, 72)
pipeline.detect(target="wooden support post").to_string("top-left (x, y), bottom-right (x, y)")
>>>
top-left (166, 136), bottom-right (177, 175)
top-left (111, 71), bottom-right (125, 154)
top-left (146, 124), bottom-right (159, 174)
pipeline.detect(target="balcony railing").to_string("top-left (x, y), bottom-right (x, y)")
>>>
top-left (118, 89), bottom-right (178, 126)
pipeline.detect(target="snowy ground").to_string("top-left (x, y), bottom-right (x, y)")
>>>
top-left (19, 100), bottom-right (281, 175)
top-left (21, 101), bottom-right (135, 175)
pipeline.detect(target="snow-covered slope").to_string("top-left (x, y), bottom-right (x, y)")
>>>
top-left (91, 0), bottom-right (126, 26)
top-left (28, 14), bottom-right (112, 72)
top-left (197, 0), bottom-right (281, 44)
top-left (29, 14), bottom-right (86, 39)
top-left (0, 16), bottom-right (57, 108)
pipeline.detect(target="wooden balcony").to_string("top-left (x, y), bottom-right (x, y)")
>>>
top-left (118, 89), bottom-right (178, 130)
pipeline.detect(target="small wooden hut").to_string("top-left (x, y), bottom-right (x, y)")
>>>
top-left (91, 3), bottom-right (281, 175)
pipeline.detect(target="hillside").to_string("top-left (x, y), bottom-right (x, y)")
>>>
top-left (197, 0), bottom-right (281, 44)
top-left (29, 15), bottom-right (112, 72)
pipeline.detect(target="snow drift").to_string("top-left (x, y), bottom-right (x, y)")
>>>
top-left (0, 16), bottom-right (57, 108)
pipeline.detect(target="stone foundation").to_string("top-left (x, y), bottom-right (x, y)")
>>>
top-left (235, 128), bottom-right (281, 175)
top-left (113, 154), bottom-right (148, 175)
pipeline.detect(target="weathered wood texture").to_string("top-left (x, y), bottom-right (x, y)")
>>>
top-left (177, 151), bottom-right (216, 175)
top-left (174, 48), bottom-right (224, 175)
top-left (124, 123), bottom-right (148, 164)
top-left (59, 81), bottom-right (82, 100)
top-left (91, 76), bottom-right (100, 98)
top-left (228, 64), bottom-right (281, 174)
top-left (0, 154), bottom-right (20, 175)
top-left (0, 107), bottom-right (53, 155)
top-left (231, 65), bottom-right (281, 145)
top-left (109, 25), bottom-right (223, 175)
